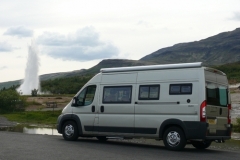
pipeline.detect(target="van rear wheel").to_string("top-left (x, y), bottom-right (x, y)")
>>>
top-left (191, 140), bottom-right (212, 149)
top-left (163, 127), bottom-right (186, 151)
top-left (62, 121), bottom-right (79, 141)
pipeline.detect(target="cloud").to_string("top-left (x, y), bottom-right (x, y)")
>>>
top-left (0, 66), bottom-right (7, 70)
top-left (37, 27), bottom-right (119, 61)
top-left (0, 42), bottom-right (13, 52)
top-left (230, 12), bottom-right (240, 21)
top-left (137, 20), bottom-right (150, 27)
top-left (3, 26), bottom-right (33, 38)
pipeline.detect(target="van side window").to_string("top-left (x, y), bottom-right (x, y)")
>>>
top-left (103, 86), bottom-right (132, 103)
top-left (139, 85), bottom-right (160, 100)
top-left (169, 84), bottom-right (192, 95)
top-left (76, 85), bottom-right (96, 106)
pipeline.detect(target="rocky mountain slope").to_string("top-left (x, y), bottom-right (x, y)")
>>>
top-left (140, 28), bottom-right (240, 66)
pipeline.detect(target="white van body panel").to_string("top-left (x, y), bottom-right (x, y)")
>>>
top-left (134, 68), bottom-right (202, 137)
top-left (101, 72), bottom-right (137, 83)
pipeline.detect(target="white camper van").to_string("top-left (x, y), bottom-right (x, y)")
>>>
top-left (57, 62), bottom-right (232, 151)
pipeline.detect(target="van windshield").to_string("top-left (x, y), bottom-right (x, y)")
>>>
top-left (206, 82), bottom-right (228, 107)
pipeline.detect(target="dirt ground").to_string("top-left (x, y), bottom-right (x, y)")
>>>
top-left (25, 96), bottom-right (73, 111)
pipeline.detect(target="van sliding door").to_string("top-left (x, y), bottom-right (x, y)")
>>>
top-left (96, 84), bottom-right (135, 135)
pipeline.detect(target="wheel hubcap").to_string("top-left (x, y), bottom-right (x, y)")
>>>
top-left (166, 131), bottom-right (181, 147)
top-left (64, 124), bottom-right (74, 137)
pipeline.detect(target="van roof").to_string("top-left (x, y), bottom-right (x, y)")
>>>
top-left (100, 62), bottom-right (202, 73)
top-left (204, 67), bottom-right (226, 76)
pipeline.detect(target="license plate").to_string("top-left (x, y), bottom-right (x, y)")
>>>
top-left (207, 119), bottom-right (217, 125)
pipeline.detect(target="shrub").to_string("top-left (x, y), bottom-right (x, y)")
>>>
top-left (0, 89), bottom-right (27, 113)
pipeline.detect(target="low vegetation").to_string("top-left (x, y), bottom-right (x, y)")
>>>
top-left (41, 75), bottom-right (92, 94)
top-left (233, 118), bottom-right (240, 133)
top-left (0, 88), bottom-right (27, 113)
top-left (214, 61), bottom-right (240, 83)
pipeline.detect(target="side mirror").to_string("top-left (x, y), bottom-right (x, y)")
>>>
top-left (71, 97), bottom-right (84, 107)
top-left (71, 97), bottom-right (78, 107)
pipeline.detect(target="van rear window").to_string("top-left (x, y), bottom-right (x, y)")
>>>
top-left (206, 82), bottom-right (228, 107)
top-left (169, 84), bottom-right (192, 95)
top-left (139, 85), bottom-right (160, 100)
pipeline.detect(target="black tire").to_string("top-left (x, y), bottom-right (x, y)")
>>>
top-left (62, 121), bottom-right (79, 141)
top-left (96, 136), bottom-right (108, 142)
top-left (163, 127), bottom-right (186, 151)
top-left (191, 140), bottom-right (212, 149)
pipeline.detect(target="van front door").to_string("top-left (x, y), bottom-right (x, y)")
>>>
top-left (96, 85), bottom-right (135, 136)
top-left (72, 85), bottom-right (98, 135)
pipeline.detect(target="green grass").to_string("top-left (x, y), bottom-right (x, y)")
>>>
top-left (233, 118), bottom-right (240, 133)
top-left (1, 110), bottom-right (62, 125)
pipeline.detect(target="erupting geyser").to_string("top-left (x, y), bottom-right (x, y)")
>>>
top-left (17, 41), bottom-right (40, 95)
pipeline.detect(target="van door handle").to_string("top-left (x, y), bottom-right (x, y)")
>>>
top-left (100, 106), bottom-right (104, 112)
top-left (92, 105), bottom-right (95, 112)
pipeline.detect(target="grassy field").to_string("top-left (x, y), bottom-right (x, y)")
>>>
top-left (1, 110), bottom-right (62, 125)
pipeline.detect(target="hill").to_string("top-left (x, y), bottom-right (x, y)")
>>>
top-left (0, 69), bottom-right (86, 90)
top-left (25, 60), bottom-right (240, 94)
top-left (140, 28), bottom-right (240, 66)
top-left (40, 59), bottom-right (157, 94)
top-left (1, 59), bottom-right (240, 93)
top-left (0, 59), bottom-right (157, 90)
top-left (83, 59), bottom-right (158, 75)
top-left (0, 80), bottom-right (21, 90)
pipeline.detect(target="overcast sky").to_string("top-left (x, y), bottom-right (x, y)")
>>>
top-left (0, 0), bottom-right (240, 82)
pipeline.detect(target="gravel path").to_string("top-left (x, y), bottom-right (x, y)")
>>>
top-left (0, 116), bottom-right (17, 127)
top-left (230, 93), bottom-right (240, 124)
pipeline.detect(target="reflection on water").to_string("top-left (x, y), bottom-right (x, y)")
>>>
top-left (23, 127), bottom-right (60, 135)
top-left (0, 124), bottom-right (61, 136)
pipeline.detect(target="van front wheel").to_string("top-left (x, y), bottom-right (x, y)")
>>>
top-left (62, 121), bottom-right (79, 141)
top-left (163, 127), bottom-right (186, 151)
top-left (191, 140), bottom-right (212, 149)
